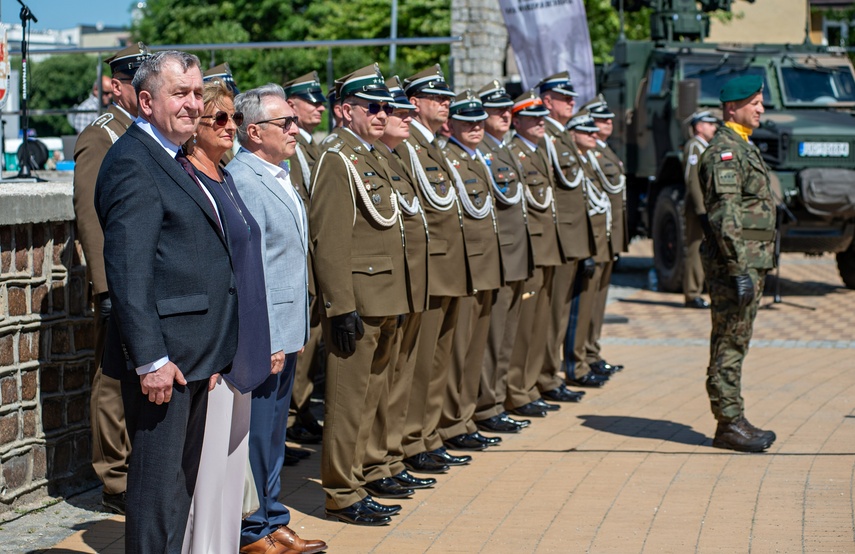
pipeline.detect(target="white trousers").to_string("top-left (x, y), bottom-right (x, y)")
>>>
top-left (182, 379), bottom-right (251, 554)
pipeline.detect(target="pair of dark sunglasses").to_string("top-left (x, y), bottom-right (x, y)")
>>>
top-left (255, 115), bottom-right (299, 131)
top-left (360, 102), bottom-right (394, 116)
top-left (201, 110), bottom-right (244, 126)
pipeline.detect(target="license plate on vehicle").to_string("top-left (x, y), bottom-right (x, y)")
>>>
top-left (798, 142), bottom-right (850, 157)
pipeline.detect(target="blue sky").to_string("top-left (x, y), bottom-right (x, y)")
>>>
top-left (0, 0), bottom-right (135, 31)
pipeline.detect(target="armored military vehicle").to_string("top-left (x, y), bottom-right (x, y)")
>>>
top-left (599, 0), bottom-right (855, 290)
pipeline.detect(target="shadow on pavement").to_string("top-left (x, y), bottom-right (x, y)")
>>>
top-left (617, 298), bottom-right (687, 309)
top-left (577, 415), bottom-right (709, 446)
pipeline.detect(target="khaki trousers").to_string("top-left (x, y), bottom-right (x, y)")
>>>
top-left (539, 261), bottom-right (578, 392)
top-left (288, 295), bottom-right (323, 426)
top-left (506, 266), bottom-right (554, 409)
top-left (567, 263), bottom-right (604, 379)
top-left (402, 296), bottom-right (460, 456)
top-left (683, 208), bottom-right (706, 301)
top-left (586, 260), bottom-right (613, 365)
top-left (89, 294), bottom-right (130, 495)
top-left (475, 280), bottom-right (525, 421)
top-left (321, 315), bottom-right (398, 510)
top-left (439, 290), bottom-right (495, 440)
top-left (363, 312), bottom-right (419, 482)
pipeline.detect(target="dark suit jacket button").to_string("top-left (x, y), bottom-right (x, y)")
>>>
top-left (229, 287), bottom-right (236, 295)
top-left (325, 301), bottom-right (331, 308)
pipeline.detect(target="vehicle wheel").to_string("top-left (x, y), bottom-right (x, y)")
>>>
top-left (836, 240), bottom-right (855, 289)
top-left (651, 185), bottom-right (685, 293)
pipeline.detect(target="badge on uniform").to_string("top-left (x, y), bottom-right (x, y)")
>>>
top-left (518, 151), bottom-right (526, 159)
top-left (349, 154), bottom-right (359, 164)
top-left (372, 193), bottom-right (382, 205)
top-left (483, 153), bottom-right (493, 163)
top-left (363, 171), bottom-right (376, 177)
top-left (451, 159), bottom-right (460, 168)
top-left (688, 154), bottom-right (698, 165)
top-left (439, 183), bottom-right (448, 195)
top-left (721, 152), bottom-right (733, 161)
top-left (472, 190), bottom-right (483, 207)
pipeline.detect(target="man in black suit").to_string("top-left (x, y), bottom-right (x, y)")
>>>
top-left (95, 50), bottom-right (238, 554)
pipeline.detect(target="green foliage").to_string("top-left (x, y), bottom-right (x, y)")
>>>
top-left (585, 0), bottom-right (652, 63)
top-left (131, 0), bottom-right (451, 92)
top-left (27, 54), bottom-right (107, 137)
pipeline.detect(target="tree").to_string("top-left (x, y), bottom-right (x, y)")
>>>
top-left (27, 54), bottom-right (107, 137)
top-left (584, 0), bottom-right (652, 64)
top-left (131, 0), bottom-right (451, 92)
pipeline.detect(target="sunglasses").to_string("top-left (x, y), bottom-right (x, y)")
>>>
top-left (201, 110), bottom-right (244, 126)
top-left (255, 115), bottom-right (298, 131)
top-left (357, 102), bottom-right (394, 116)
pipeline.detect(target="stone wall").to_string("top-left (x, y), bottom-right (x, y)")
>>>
top-left (0, 179), bottom-right (95, 513)
top-left (450, 0), bottom-right (508, 92)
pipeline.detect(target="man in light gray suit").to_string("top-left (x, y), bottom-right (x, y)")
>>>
top-left (228, 84), bottom-right (327, 554)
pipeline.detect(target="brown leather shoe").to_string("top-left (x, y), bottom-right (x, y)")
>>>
top-left (712, 418), bottom-right (774, 453)
top-left (272, 526), bottom-right (327, 553)
top-left (240, 534), bottom-right (292, 554)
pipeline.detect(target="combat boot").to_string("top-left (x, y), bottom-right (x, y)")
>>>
top-left (741, 417), bottom-right (776, 445)
top-left (712, 418), bottom-right (774, 452)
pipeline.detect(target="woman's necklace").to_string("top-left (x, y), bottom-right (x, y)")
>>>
top-left (189, 151), bottom-right (251, 240)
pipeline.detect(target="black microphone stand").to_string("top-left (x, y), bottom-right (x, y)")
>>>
top-left (5, 0), bottom-right (45, 181)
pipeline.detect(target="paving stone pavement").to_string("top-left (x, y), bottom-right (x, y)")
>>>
top-left (11, 240), bottom-right (855, 553)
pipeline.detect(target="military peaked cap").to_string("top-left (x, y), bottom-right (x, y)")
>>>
top-left (403, 64), bottom-right (456, 97)
top-left (537, 71), bottom-right (578, 97)
top-left (386, 76), bottom-right (416, 110)
top-left (337, 63), bottom-right (393, 103)
top-left (449, 90), bottom-right (487, 121)
top-left (478, 80), bottom-right (514, 108)
top-left (512, 90), bottom-right (549, 117)
top-left (105, 42), bottom-right (150, 76)
top-left (203, 63), bottom-right (239, 94)
top-left (567, 113), bottom-right (600, 133)
top-left (284, 71), bottom-right (325, 103)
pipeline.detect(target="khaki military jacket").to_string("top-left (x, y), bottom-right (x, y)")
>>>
top-left (444, 138), bottom-right (503, 292)
top-left (508, 135), bottom-right (563, 268)
top-left (309, 128), bottom-right (409, 318)
top-left (73, 104), bottom-right (134, 295)
top-left (580, 149), bottom-right (614, 263)
top-left (595, 140), bottom-right (629, 253)
top-left (479, 135), bottom-right (533, 283)
top-left (682, 135), bottom-right (708, 217)
top-left (403, 124), bottom-right (468, 298)
top-left (544, 118), bottom-right (594, 261)
top-left (376, 144), bottom-right (430, 313)
top-left (289, 130), bottom-right (321, 297)
top-left (698, 125), bottom-right (776, 274)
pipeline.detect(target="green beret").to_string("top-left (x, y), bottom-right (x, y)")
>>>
top-left (720, 75), bottom-right (763, 103)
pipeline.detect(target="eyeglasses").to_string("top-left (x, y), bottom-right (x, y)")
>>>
top-left (254, 115), bottom-right (298, 131)
top-left (201, 110), bottom-right (244, 127)
top-left (355, 102), bottom-right (394, 116)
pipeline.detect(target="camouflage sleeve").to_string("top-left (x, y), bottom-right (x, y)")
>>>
top-left (683, 141), bottom-right (706, 216)
top-left (700, 149), bottom-right (747, 276)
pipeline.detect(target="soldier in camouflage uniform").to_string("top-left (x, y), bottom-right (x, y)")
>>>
top-left (698, 75), bottom-right (777, 453)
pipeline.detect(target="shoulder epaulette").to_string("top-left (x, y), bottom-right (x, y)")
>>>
top-left (327, 140), bottom-right (345, 153)
top-left (91, 112), bottom-right (115, 128)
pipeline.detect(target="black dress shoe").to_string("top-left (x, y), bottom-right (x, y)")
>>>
top-left (443, 433), bottom-right (487, 451)
top-left (296, 412), bottom-right (324, 435)
top-left (362, 495), bottom-right (402, 516)
top-left (101, 491), bottom-right (126, 515)
top-left (427, 447), bottom-right (472, 466)
top-left (502, 412), bottom-right (531, 428)
top-left (602, 360), bottom-right (624, 372)
top-left (542, 386), bottom-right (584, 403)
top-left (509, 402), bottom-right (547, 418)
top-left (532, 398), bottom-right (560, 411)
top-left (326, 499), bottom-right (391, 526)
top-left (567, 373), bottom-right (609, 388)
top-left (685, 297), bottom-right (710, 309)
top-left (286, 423), bottom-right (322, 444)
top-left (470, 431), bottom-right (502, 446)
top-left (364, 477), bottom-right (414, 499)
top-left (476, 414), bottom-right (522, 433)
top-left (589, 361), bottom-right (617, 377)
top-left (392, 470), bottom-right (436, 490)
top-left (285, 446), bottom-right (311, 459)
top-left (283, 453), bottom-right (301, 466)
top-left (403, 452), bottom-right (449, 474)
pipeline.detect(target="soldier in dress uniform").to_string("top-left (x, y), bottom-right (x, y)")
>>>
top-left (360, 77), bottom-right (436, 499)
top-left (473, 80), bottom-right (534, 434)
top-left (438, 90), bottom-right (504, 452)
top-left (505, 90), bottom-right (563, 418)
top-left (537, 71), bottom-right (594, 404)
top-left (682, 110), bottom-right (718, 309)
top-left (282, 71), bottom-right (327, 445)
top-left (399, 65), bottom-right (473, 474)
top-left (310, 64), bottom-right (410, 525)
top-left (582, 96), bottom-right (626, 378)
top-left (73, 42), bottom-right (150, 515)
top-left (564, 113), bottom-right (614, 388)
top-left (697, 75), bottom-right (776, 452)
top-left (203, 63), bottom-right (239, 166)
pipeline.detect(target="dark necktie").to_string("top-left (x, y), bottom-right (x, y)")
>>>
top-left (175, 151), bottom-right (223, 233)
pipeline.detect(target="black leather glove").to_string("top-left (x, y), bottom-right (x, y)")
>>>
top-left (732, 274), bottom-right (755, 308)
top-left (698, 214), bottom-right (713, 239)
top-left (97, 293), bottom-right (112, 322)
top-left (581, 257), bottom-right (596, 280)
top-left (330, 311), bottom-right (364, 355)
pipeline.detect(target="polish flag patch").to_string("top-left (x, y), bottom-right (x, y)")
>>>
top-left (720, 152), bottom-right (733, 161)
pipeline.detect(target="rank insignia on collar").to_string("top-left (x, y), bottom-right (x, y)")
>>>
top-left (518, 151), bottom-right (526, 159)
top-left (721, 152), bottom-right (733, 161)
top-left (451, 159), bottom-right (460, 168)
top-left (349, 154), bottom-right (359, 164)
top-left (484, 152), bottom-right (493, 162)
top-left (413, 144), bottom-right (422, 152)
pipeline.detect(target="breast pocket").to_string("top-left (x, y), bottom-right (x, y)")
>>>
top-left (270, 287), bottom-right (295, 305)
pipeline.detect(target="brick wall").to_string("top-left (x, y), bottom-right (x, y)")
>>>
top-left (0, 220), bottom-right (95, 512)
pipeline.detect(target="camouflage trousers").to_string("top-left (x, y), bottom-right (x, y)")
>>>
top-left (702, 253), bottom-right (768, 423)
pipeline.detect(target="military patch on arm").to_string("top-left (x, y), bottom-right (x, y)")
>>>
top-left (688, 153), bottom-right (698, 166)
top-left (714, 167), bottom-right (740, 193)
